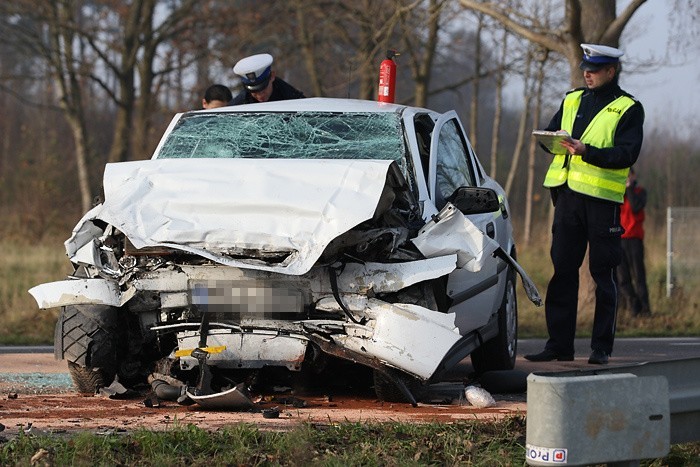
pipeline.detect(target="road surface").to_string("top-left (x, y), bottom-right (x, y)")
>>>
top-left (0, 338), bottom-right (697, 435)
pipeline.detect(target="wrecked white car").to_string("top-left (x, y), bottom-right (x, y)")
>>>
top-left (30, 98), bottom-right (540, 406)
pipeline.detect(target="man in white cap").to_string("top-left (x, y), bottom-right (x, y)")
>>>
top-left (231, 53), bottom-right (305, 105)
top-left (525, 43), bottom-right (644, 365)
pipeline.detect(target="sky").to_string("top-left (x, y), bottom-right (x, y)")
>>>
top-left (619, 0), bottom-right (699, 140)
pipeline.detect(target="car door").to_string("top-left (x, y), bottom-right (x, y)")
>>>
top-left (427, 111), bottom-right (504, 332)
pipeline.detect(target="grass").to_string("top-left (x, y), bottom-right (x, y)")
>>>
top-left (515, 222), bottom-right (700, 338)
top-left (0, 419), bottom-right (527, 466)
top-left (0, 239), bottom-right (67, 344)
top-left (1, 419), bottom-right (698, 466)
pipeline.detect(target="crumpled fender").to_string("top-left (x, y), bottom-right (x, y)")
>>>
top-left (29, 279), bottom-right (134, 309)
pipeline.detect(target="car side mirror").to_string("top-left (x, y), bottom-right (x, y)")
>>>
top-left (448, 187), bottom-right (501, 215)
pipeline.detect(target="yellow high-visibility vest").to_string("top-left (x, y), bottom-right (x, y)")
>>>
top-left (543, 90), bottom-right (636, 203)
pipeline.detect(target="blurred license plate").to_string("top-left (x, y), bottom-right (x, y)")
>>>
top-left (189, 280), bottom-right (304, 315)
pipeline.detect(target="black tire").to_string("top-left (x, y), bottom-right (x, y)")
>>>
top-left (373, 369), bottom-right (425, 403)
top-left (470, 268), bottom-right (518, 374)
top-left (57, 305), bottom-right (122, 393)
top-left (67, 361), bottom-right (115, 394)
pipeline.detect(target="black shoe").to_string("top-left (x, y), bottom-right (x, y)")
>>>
top-left (588, 349), bottom-right (610, 365)
top-left (524, 349), bottom-right (574, 362)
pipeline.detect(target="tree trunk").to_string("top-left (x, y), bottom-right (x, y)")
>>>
top-left (504, 50), bottom-right (533, 197)
top-left (66, 114), bottom-right (93, 213)
top-left (469, 14), bottom-right (483, 148)
top-left (47, 0), bottom-right (93, 212)
top-left (106, 0), bottom-right (145, 163)
top-left (409, 0), bottom-right (441, 108)
top-left (524, 50), bottom-right (547, 246)
top-left (489, 28), bottom-right (508, 179)
top-left (295, 0), bottom-right (324, 97)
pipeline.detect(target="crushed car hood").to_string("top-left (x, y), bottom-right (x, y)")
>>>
top-left (68, 158), bottom-right (396, 275)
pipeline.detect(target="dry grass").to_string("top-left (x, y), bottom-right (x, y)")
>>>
top-left (516, 221), bottom-right (700, 338)
top-left (0, 239), bottom-right (67, 344)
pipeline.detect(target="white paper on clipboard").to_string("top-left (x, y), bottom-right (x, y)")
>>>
top-left (532, 130), bottom-right (573, 155)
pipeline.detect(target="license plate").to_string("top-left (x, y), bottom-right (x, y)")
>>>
top-left (189, 280), bottom-right (304, 316)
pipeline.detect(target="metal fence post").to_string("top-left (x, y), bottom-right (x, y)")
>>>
top-left (667, 207), bottom-right (673, 298)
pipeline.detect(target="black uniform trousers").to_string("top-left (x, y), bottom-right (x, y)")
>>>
top-left (544, 187), bottom-right (622, 356)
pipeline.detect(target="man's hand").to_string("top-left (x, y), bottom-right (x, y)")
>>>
top-left (561, 138), bottom-right (586, 156)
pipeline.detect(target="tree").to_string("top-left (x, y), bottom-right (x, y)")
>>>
top-left (458, 0), bottom-right (648, 87)
top-left (400, 0), bottom-right (445, 108)
top-left (488, 26), bottom-right (508, 179)
top-left (503, 48), bottom-right (533, 198)
top-left (2, 0), bottom-right (95, 212)
top-left (523, 48), bottom-right (549, 246)
top-left (82, 0), bottom-right (199, 163)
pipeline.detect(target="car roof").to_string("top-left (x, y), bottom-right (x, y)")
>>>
top-left (193, 97), bottom-right (435, 116)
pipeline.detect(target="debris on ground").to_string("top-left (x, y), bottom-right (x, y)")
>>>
top-left (464, 386), bottom-right (496, 408)
top-left (98, 380), bottom-right (132, 399)
top-left (262, 407), bottom-right (280, 419)
top-left (30, 447), bottom-right (53, 466)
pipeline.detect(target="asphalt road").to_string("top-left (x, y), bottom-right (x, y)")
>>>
top-left (3, 336), bottom-right (699, 377)
top-left (515, 336), bottom-right (700, 373)
top-left (0, 338), bottom-right (698, 432)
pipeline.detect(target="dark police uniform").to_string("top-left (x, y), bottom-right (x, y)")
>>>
top-left (230, 53), bottom-right (305, 106)
top-left (540, 79), bottom-right (644, 360)
top-left (230, 77), bottom-right (305, 105)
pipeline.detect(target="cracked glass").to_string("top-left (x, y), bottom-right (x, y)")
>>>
top-left (157, 112), bottom-right (407, 171)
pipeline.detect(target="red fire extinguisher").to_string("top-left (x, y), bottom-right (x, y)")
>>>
top-left (377, 50), bottom-right (399, 103)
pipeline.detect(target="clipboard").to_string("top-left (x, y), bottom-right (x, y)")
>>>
top-left (532, 130), bottom-right (573, 155)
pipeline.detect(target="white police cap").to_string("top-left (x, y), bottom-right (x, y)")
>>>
top-left (233, 53), bottom-right (273, 91)
top-left (580, 44), bottom-right (624, 71)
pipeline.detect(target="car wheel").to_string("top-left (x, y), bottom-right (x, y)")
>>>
top-left (57, 305), bottom-right (121, 393)
top-left (470, 267), bottom-right (517, 374)
top-left (373, 369), bottom-right (425, 403)
top-left (67, 361), bottom-right (115, 394)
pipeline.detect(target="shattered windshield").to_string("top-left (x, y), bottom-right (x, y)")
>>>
top-left (156, 112), bottom-right (406, 167)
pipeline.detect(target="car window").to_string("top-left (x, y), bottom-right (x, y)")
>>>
top-left (436, 118), bottom-right (476, 202)
top-left (156, 112), bottom-right (406, 169)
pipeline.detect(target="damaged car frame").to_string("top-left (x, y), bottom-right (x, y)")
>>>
top-left (30, 98), bottom-right (540, 407)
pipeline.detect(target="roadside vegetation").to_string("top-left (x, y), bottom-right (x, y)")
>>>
top-left (1, 419), bottom-right (699, 466)
top-left (516, 219), bottom-right (700, 339)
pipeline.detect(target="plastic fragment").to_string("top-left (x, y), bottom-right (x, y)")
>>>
top-left (464, 385), bottom-right (496, 408)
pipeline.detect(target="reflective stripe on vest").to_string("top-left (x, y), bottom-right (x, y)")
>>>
top-left (543, 90), bottom-right (636, 203)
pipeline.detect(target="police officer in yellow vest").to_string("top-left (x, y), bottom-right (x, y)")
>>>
top-left (525, 44), bottom-right (644, 365)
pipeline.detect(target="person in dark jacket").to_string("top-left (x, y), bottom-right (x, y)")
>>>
top-left (230, 53), bottom-right (305, 105)
top-left (525, 44), bottom-right (645, 365)
top-left (617, 167), bottom-right (652, 317)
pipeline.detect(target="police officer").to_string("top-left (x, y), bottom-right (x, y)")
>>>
top-left (230, 53), bottom-right (305, 105)
top-left (525, 44), bottom-right (645, 365)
